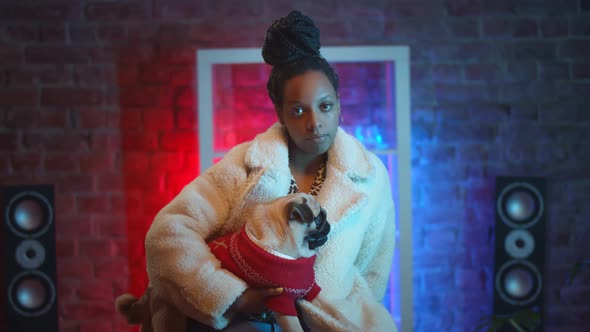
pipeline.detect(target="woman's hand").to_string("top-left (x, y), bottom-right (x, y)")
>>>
top-left (228, 287), bottom-right (283, 315)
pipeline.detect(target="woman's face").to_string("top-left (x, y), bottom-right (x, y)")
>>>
top-left (277, 70), bottom-right (340, 158)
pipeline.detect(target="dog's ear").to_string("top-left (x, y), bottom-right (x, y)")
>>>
top-left (288, 199), bottom-right (314, 224)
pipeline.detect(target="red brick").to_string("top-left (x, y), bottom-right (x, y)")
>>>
top-left (108, 194), bottom-right (125, 213)
top-left (0, 44), bottom-right (24, 63)
top-left (78, 279), bottom-right (115, 301)
top-left (124, 193), bottom-right (142, 215)
top-left (118, 43), bottom-right (156, 64)
top-left (55, 174), bottom-right (95, 192)
top-left (78, 320), bottom-right (113, 332)
top-left (87, 45), bottom-right (118, 64)
top-left (122, 132), bottom-right (158, 151)
top-left (0, 132), bottom-right (19, 150)
top-left (90, 132), bottom-right (121, 150)
top-left (446, 1), bottom-right (515, 16)
top-left (150, 151), bottom-right (184, 172)
top-left (143, 108), bottom-right (174, 130)
top-left (176, 108), bottom-right (198, 129)
top-left (26, 45), bottom-right (90, 64)
top-left (76, 194), bottom-right (110, 214)
top-left (174, 87), bottom-right (197, 108)
top-left (63, 301), bottom-right (115, 321)
top-left (153, 0), bottom-right (207, 20)
top-left (95, 216), bottom-right (127, 237)
top-left (58, 258), bottom-right (94, 279)
top-left (79, 239), bottom-right (116, 257)
top-left (37, 109), bottom-right (70, 128)
top-left (1, 24), bottom-right (37, 42)
top-left (79, 152), bottom-right (114, 173)
top-left (57, 280), bottom-right (80, 304)
top-left (39, 23), bottom-right (66, 42)
top-left (0, 3), bottom-right (80, 21)
top-left (97, 24), bottom-right (127, 42)
top-left (4, 109), bottom-right (38, 129)
top-left (127, 23), bottom-right (158, 42)
top-left (156, 44), bottom-right (195, 65)
top-left (69, 24), bottom-right (97, 42)
top-left (160, 130), bottom-right (198, 151)
top-left (0, 88), bottom-right (38, 107)
top-left (22, 132), bottom-right (90, 151)
top-left (139, 63), bottom-right (174, 83)
top-left (0, 153), bottom-right (10, 173)
top-left (56, 238), bottom-right (77, 257)
top-left (125, 172), bottom-right (164, 191)
top-left (94, 257), bottom-right (129, 279)
top-left (44, 152), bottom-right (79, 173)
top-left (122, 152), bottom-right (149, 173)
top-left (42, 88), bottom-right (103, 107)
top-left (10, 66), bottom-right (74, 85)
top-left (106, 110), bottom-right (120, 128)
top-left (97, 173), bottom-right (124, 192)
top-left (573, 63), bottom-right (590, 79)
top-left (171, 67), bottom-right (192, 86)
top-left (57, 216), bottom-right (95, 237)
top-left (84, 1), bottom-right (148, 21)
top-left (77, 108), bottom-right (108, 128)
top-left (11, 152), bottom-right (42, 173)
top-left (55, 191), bottom-right (77, 218)
top-left (120, 86), bottom-right (173, 107)
top-left (117, 66), bottom-right (138, 85)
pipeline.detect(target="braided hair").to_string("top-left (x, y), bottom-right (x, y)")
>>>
top-left (262, 11), bottom-right (339, 109)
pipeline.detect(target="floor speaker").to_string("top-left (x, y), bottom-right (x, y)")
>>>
top-left (493, 176), bottom-right (545, 331)
top-left (2, 185), bottom-right (58, 332)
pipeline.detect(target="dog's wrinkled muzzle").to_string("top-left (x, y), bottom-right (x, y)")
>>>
top-left (306, 208), bottom-right (330, 250)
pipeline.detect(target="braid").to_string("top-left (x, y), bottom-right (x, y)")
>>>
top-left (262, 11), bottom-right (339, 108)
top-left (262, 10), bottom-right (320, 66)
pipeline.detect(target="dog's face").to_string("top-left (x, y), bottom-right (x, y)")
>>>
top-left (245, 193), bottom-right (330, 259)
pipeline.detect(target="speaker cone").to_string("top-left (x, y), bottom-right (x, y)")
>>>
top-left (5, 191), bottom-right (53, 238)
top-left (15, 240), bottom-right (46, 270)
top-left (495, 260), bottom-right (542, 306)
top-left (504, 229), bottom-right (535, 259)
top-left (497, 182), bottom-right (543, 229)
top-left (8, 271), bottom-right (56, 317)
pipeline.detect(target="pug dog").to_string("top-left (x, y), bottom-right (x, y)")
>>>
top-left (116, 192), bottom-right (330, 332)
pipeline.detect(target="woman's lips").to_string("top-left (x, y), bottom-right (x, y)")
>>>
top-left (308, 135), bottom-right (328, 143)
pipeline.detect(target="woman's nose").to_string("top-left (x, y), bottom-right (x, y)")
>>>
top-left (306, 110), bottom-right (322, 130)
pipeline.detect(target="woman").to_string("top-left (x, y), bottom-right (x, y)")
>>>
top-left (145, 10), bottom-right (397, 332)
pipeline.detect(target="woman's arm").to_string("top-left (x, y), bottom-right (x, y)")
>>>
top-left (144, 146), bottom-right (252, 330)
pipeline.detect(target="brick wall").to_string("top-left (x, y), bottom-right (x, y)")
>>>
top-left (1, 1), bottom-right (589, 332)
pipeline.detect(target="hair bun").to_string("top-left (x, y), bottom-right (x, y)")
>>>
top-left (262, 10), bottom-right (321, 66)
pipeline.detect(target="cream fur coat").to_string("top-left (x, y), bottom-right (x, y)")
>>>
top-left (145, 122), bottom-right (397, 331)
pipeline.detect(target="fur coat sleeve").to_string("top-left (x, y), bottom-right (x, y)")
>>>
top-left (144, 143), bottom-right (253, 330)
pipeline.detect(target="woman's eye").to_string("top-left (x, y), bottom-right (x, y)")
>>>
top-left (291, 107), bottom-right (304, 117)
top-left (320, 103), bottom-right (333, 111)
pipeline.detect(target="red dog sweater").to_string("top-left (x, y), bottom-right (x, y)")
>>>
top-left (208, 225), bottom-right (321, 316)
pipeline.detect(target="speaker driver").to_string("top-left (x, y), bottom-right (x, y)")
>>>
top-left (495, 260), bottom-right (542, 306)
top-left (504, 229), bottom-right (535, 259)
top-left (497, 182), bottom-right (544, 229)
top-left (15, 239), bottom-right (46, 269)
top-left (8, 271), bottom-right (56, 317)
top-left (5, 191), bottom-right (53, 238)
